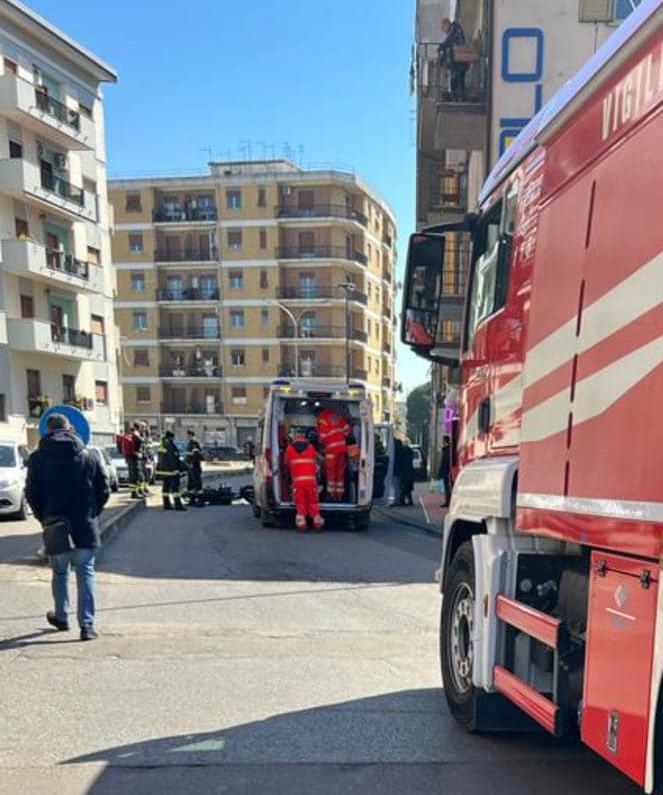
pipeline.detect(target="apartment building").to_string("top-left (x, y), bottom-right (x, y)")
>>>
top-left (414, 0), bottom-right (641, 466)
top-left (110, 161), bottom-right (397, 446)
top-left (0, 1), bottom-right (118, 447)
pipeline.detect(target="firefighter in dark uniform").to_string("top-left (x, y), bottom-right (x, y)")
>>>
top-left (185, 430), bottom-right (204, 507)
top-left (126, 422), bottom-right (147, 499)
top-left (156, 430), bottom-right (187, 511)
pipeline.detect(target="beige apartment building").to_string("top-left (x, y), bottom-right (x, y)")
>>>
top-left (0, 0), bottom-right (119, 447)
top-left (110, 161), bottom-right (397, 446)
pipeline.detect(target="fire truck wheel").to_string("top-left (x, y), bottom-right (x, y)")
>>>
top-left (440, 541), bottom-right (477, 729)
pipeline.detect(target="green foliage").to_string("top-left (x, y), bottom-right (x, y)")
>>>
top-left (406, 382), bottom-right (431, 448)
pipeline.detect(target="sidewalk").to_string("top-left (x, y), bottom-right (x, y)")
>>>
top-left (375, 482), bottom-right (447, 536)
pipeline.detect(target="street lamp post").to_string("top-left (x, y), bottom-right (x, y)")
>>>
top-left (337, 282), bottom-right (355, 383)
top-left (276, 302), bottom-right (300, 376)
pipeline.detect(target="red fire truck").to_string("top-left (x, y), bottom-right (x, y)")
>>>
top-left (402, 1), bottom-right (663, 789)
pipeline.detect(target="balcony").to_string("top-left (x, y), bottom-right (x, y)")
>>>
top-left (155, 246), bottom-right (218, 263)
top-left (156, 287), bottom-right (219, 302)
top-left (0, 75), bottom-right (95, 150)
top-left (279, 363), bottom-right (347, 379)
top-left (1, 239), bottom-right (104, 293)
top-left (153, 206), bottom-right (218, 224)
top-left (159, 325), bottom-right (221, 341)
top-left (351, 368), bottom-right (368, 380)
top-left (351, 328), bottom-right (368, 343)
top-left (159, 364), bottom-right (222, 379)
top-left (7, 318), bottom-right (105, 361)
top-left (382, 232), bottom-right (394, 248)
top-left (0, 159), bottom-right (96, 221)
top-left (161, 400), bottom-right (223, 416)
top-left (275, 204), bottom-right (368, 226)
top-left (382, 341), bottom-right (392, 355)
top-left (276, 245), bottom-right (367, 266)
top-left (276, 285), bottom-right (368, 305)
top-left (382, 377), bottom-right (392, 389)
top-left (382, 269), bottom-right (393, 284)
top-left (278, 325), bottom-right (344, 340)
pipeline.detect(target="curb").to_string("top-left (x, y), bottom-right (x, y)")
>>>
top-left (374, 505), bottom-right (443, 538)
top-left (35, 498), bottom-right (146, 565)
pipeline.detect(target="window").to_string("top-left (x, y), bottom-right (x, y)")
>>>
top-left (231, 386), bottom-right (247, 404)
top-left (257, 188), bottom-right (266, 208)
top-left (134, 349), bottom-right (149, 366)
top-left (227, 230), bottom-right (242, 250)
top-left (231, 349), bottom-right (246, 366)
top-left (79, 102), bottom-right (93, 119)
top-left (95, 381), bottom-right (108, 404)
top-left (0, 394), bottom-right (5, 422)
top-left (229, 270), bottom-right (244, 289)
top-left (261, 309), bottom-right (269, 326)
top-left (259, 229), bottom-right (267, 250)
top-left (259, 268), bottom-right (268, 288)
top-left (226, 190), bottom-right (242, 210)
top-left (367, 319), bottom-right (372, 337)
top-left (615, 0), bottom-right (641, 21)
top-left (4, 58), bottom-right (17, 75)
top-left (126, 193), bottom-right (142, 213)
top-left (15, 218), bottom-right (28, 239)
top-left (91, 315), bottom-right (104, 335)
top-left (132, 311), bottom-right (148, 331)
top-left (262, 348), bottom-right (270, 363)
top-left (131, 272), bottom-right (146, 292)
top-left (464, 187), bottom-right (517, 350)
top-left (136, 386), bottom-right (151, 403)
top-left (263, 386), bottom-right (270, 399)
top-left (62, 374), bottom-right (75, 404)
top-left (87, 246), bottom-right (100, 265)
top-left (20, 295), bottom-right (34, 318)
top-left (230, 310), bottom-right (245, 328)
top-left (9, 139), bottom-right (22, 159)
top-left (27, 369), bottom-right (41, 398)
top-left (128, 233), bottom-right (143, 253)
top-left (298, 231), bottom-right (315, 254)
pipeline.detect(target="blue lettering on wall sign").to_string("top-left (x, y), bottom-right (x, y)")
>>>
top-left (499, 27), bottom-right (545, 156)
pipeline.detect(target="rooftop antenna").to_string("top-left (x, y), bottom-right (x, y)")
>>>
top-left (239, 140), bottom-right (252, 161)
top-left (296, 145), bottom-right (304, 164)
top-left (200, 146), bottom-right (213, 163)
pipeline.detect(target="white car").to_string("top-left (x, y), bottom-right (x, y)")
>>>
top-left (0, 440), bottom-right (30, 520)
top-left (105, 447), bottom-right (128, 486)
top-left (90, 446), bottom-right (119, 492)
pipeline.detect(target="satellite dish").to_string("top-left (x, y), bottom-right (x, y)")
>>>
top-left (38, 405), bottom-right (91, 446)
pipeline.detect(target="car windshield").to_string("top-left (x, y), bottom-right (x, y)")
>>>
top-left (0, 445), bottom-right (16, 468)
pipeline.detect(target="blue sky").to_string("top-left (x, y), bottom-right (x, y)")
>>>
top-left (28, 0), bottom-right (428, 395)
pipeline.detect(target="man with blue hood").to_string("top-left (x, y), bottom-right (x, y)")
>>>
top-left (26, 413), bottom-right (110, 641)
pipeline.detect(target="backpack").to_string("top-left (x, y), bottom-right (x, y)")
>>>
top-left (119, 432), bottom-right (137, 457)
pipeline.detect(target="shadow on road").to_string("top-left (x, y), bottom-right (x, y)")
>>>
top-left (95, 503), bottom-right (442, 584)
top-left (63, 689), bottom-right (639, 795)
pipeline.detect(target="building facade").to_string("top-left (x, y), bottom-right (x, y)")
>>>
top-left (0, 0), bottom-right (118, 447)
top-left (110, 161), bottom-right (397, 445)
top-left (414, 0), bottom-right (641, 468)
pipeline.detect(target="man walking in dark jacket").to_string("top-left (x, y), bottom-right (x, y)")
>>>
top-left (26, 414), bottom-right (110, 641)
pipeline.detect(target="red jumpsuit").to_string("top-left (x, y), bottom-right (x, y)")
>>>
top-left (284, 437), bottom-right (324, 530)
top-left (317, 409), bottom-right (350, 501)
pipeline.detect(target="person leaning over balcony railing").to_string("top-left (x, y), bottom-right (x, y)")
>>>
top-left (439, 17), bottom-right (468, 102)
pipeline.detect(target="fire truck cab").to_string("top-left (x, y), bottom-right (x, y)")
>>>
top-left (402, 1), bottom-right (663, 790)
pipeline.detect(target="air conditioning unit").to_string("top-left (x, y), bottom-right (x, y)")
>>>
top-left (53, 152), bottom-right (67, 169)
top-left (85, 398), bottom-right (94, 411)
top-left (579, 0), bottom-right (614, 22)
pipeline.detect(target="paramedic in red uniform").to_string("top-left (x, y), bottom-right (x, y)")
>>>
top-left (284, 429), bottom-right (324, 532)
top-left (316, 407), bottom-right (351, 501)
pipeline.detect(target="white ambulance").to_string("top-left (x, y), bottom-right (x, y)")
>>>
top-left (252, 379), bottom-right (392, 530)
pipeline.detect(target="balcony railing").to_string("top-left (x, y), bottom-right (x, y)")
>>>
top-left (154, 246), bottom-right (218, 262)
top-left (159, 325), bottom-right (221, 340)
top-left (351, 368), bottom-right (368, 380)
top-left (51, 324), bottom-right (93, 349)
top-left (46, 250), bottom-right (91, 280)
top-left (382, 233), bottom-right (393, 248)
top-left (382, 377), bottom-right (392, 388)
top-left (278, 325), bottom-right (345, 339)
top-left (382, 305), bottom-right (392, 319)
top-left (382, 270), bottom-right (393, 283)
top-left (277, 285), bottom-right (337, 300)
top-left (276, 245), bottom-right (367, 265)
top-left (279, 363), bottom-right (347, 378)
top-left (40, 168), bottom-right (84, 206)
top-left (159, 365), bottom-right (222, 378)
top-left (153, 207), bottom-right (218, 223)
top-left (383, 341), bottom-right (392, 354)
top-left (156, 287), bottom-right (219, 301)
top-left (35, 88), bottom-right (80, 131)
top-left (351, 328), bottom-right (368, 343)
top-left (275, 204), bottom-right (368, 226)
top-left (161, 401), bottom-right (223, 415)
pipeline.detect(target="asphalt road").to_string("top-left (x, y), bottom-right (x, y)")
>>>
top-left (0, 501), bottom-right (639, 795)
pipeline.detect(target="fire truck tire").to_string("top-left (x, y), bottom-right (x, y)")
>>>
top-left (440, 541), bottom-right (478, 730)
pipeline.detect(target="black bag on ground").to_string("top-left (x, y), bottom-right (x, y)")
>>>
top-left (42, 516), bottom-right (75, 556)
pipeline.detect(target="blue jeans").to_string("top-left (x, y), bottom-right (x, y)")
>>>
top-left (51, 548), bottom-right (96, 629)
